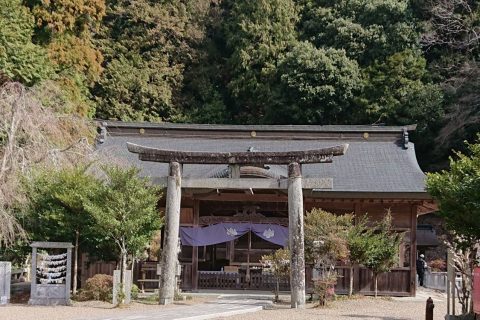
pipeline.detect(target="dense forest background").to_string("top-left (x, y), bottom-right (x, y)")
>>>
top-left (1, 0), bottom-right (479, 171)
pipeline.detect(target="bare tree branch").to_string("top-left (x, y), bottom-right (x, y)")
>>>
top-left (421, 0), bottom-right (480, 52)
top-left (0, 82), bottom-right (96, 247)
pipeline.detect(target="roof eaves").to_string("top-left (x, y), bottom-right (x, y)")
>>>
top-left (97, 120), bottom-right (417, 134)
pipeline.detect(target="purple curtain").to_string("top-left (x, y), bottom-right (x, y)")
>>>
top-left (180, 223), bottom-right (288, 247)
top-left (250, 224), bottom-right (289, 246)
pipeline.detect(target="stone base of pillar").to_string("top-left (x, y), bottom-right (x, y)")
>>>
top-left (159, 298), bottom-right (173, 305)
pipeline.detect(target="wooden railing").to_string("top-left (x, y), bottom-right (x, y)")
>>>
top-left (321, 266), bottom-right (412, 296)
top-left (250, 273), bottom-right (290, 290)
top-left (198, 271), bottom-right (241, 289)
top-left (198, 271), bottom-right (290, 290)
top-left (137, 261), bottom-right (159, 292)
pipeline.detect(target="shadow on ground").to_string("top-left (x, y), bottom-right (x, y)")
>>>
top-left (344, 315), bottom-right (411, 320)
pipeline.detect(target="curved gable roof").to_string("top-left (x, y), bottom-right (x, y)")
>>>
top-left (96, 121), bottom-right (427, 195)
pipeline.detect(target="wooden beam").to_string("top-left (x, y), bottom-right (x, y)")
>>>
top-left (159, 162), bottom-right (182, 305)
top-left (199, 216), bottom-right (289, 226)
top-left (193, 193), bottom-right (288, 202)
top-left (308, 197), bottom-right (427, 203)
top-left (353, 203), bottom-right (362, 293)
top-left (288, 163), bottom-right (306, 308)
top-left (229, 164), bottom-right (240, 178)
top-left (410, 205), bottom-right (417, 297)
top-left (191, 200), bottom-right (199, 292)
top-left (127, 142), bottom-right (348, 164)
top-left (152, 177), bottom-right (333, 190)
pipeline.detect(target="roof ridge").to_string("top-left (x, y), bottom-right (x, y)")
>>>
top-left (97, 120), bottom-right (417, 133)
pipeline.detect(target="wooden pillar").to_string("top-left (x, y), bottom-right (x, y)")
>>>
top-left (353, 203), bottom-right (362, 293)
top-left (192, 200), bottom-right (199, 291)
top-left (410, 205), bottom-right (417, 297)
top-left (159, 162), bottom-right (182, 305)
top-left (288, 162), bottom-right (305, 308)
top-left (246, 230), bottom-right (251, 284)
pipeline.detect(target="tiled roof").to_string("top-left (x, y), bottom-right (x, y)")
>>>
top-left (96, 122), bottom-right (427, 194)
top-left (101, 120), bottom-right (417, 133)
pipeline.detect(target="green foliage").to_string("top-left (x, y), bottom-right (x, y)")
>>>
top-left (304, 209), bottom-right (353, 266)
top-left (358, 50), bottom-right (443, 128)
top-left (23, 0), bottom-right (106, 116)
top-left (260, 248), bottom-right (290, 278)
top-left (0, 0), bottom-right (53, 85)
top-left (360, 213), bottom-right (403, 297)
top-left (27, 0), bottom-right (105, 35)
top-left (362, 213), bottom-right (402, 275)
top-left (290, 0), bottom-right (446, 153)
top-left (313, 272), bottom-right (337, 306)
top-left (223, 0), bottom-right (298, 123)
top-left (2, 0), bottom-right (478, 171)
top-left (270, 41), bottom-right (362, 124)
top-left (427, 138), bottom-right (480, 245)
top-left (93, 53), bottom-right (179, 122)
top-left (83, 165), bottom-right (161, 300)
top-left (47, 34), bottom-right (104, 85)
top-left (24, 164), bottom-right (161, 298)
top-left (76, 274), bottom-right (113, 302)
top-left (260, 248), bottom-right (290, 302)
top-left (0, 240), bottom-right (31, 267)
top-left (24, 165), bottom-right (115, 260)
top-left (300, 0), bottom-right (418, 65)
top-left (92, 0), bottom-right (201, 122)
top-left (131, 284), bottom-right (139, 300)
top-left (178, 2), bottom-right (231, 124)
top-left (347, 215), bottom-right (374, 267)
top-left (305, 209), bottom-right (355, 305)
top-left (85, 166), bottom-right (162, 259)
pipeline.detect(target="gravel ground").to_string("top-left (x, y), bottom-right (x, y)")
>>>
top-left (214, 288), bottom-right (456, 320)
top-left (0, 288), bottom-right (458, 320)
top-left (0, 296), bottom-right (212, 320)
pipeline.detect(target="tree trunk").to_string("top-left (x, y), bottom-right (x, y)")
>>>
top-left (374, 273), bottom-right (378, 298)
top-left (349, 264), bottom-right (354, 296)
top-left (118, 240), bottom-right (127, 304)
top-left (121, 249), bottom-right (127, 296)
top-left (469, 248), bottom-right (476, 314)
top-left (72, 230), bottom-right (79, 295)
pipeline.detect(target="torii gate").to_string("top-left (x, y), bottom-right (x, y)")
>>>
top-left (127, 143), bottom-right (348, 308)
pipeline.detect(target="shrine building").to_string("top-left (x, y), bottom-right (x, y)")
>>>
top-left (96, 121), bottom-right (435, 302)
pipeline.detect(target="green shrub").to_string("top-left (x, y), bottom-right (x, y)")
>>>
top-left (78, 274), bottom-right (113, 302)
top-left (313, 272), bottom-right (338, 306)
top-left (131, 284), bottom-right (139, 300)
top-left (76, 274), bottom-right (139, 302)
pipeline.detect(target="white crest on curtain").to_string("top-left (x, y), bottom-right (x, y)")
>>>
top-left (226, 227), bottom-right (238, 237)
top-left (263, 228), bottom-right (275, 239)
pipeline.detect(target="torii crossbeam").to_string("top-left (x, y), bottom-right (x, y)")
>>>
top-left (127, 142), bottom-right (348, 308)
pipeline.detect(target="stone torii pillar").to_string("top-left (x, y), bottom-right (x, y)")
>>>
top-left (288, 162), bottom-right (305, 308)
top-left (159, 162), bottom-right (182, 305)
